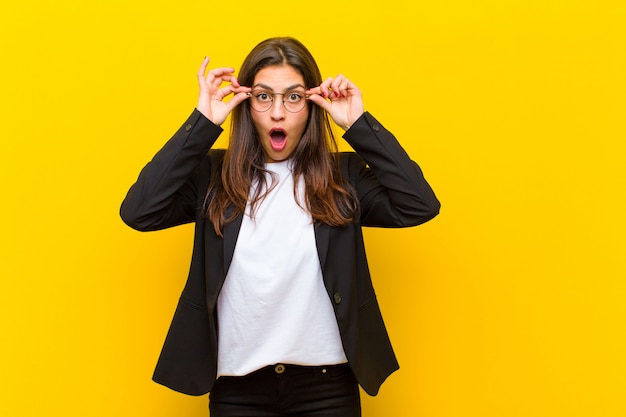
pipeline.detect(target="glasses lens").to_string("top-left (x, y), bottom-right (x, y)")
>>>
top-left (284, 92), bottom-right (306, 113)
top-left (250, 91), bottom-right (272, 112)
top-left (249, 90), bottom-right (307, 112)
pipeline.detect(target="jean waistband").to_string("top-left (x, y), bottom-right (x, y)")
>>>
top-left (272, 363), bottom-right (350, 376)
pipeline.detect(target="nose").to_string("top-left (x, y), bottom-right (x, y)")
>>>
top-left (269, 96), bottom-right (286, 121)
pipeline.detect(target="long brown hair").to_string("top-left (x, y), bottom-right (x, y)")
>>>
top-left (205, 37), bottom-right (356, 236)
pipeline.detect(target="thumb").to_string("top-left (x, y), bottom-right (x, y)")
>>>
top-left (227, 91), bottom-right (251, 111)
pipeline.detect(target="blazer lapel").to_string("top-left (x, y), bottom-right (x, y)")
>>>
top-left (314, 222), bottom-right (331, 270)
top-left (223, 207), bottom-right (244, 276)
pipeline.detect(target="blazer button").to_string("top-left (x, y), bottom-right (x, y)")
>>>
top-left (334, 293), bottom-right (342, 304)
top-left (185, 123), bottom-right (192, 131)
top-left (372, 124), bottom-right (380, 132)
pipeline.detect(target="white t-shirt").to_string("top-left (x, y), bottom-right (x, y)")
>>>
top-left (216, 160), bottom-right (347, 377)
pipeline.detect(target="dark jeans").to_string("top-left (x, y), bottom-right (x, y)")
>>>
top-left (209, 363), bottom-right (361, 417)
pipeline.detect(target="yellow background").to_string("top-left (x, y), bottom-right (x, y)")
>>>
top-left (1, 0), bottom-right (625, 416)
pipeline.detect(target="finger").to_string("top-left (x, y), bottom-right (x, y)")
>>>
top-left (207, 67), bottom-right (236, 78)
top-left (320, 77), bottom-right (335, 98)
top-left (330, 75), bottom-right (347, 98)
top-left (343, 77), bottom-right (359, 95)
top-left (218, 74), bottom-right (242, 88)
top-left (306, 86), bottom-right (327, 99)
top-left (338, 76), bottom-right (351, 96)
top-left (216, 84), bottom-right (236, 100)
top-left (218, 85), bottom-right (250, 100)
top-left (307, 93), bottom-right (331, 112)
top-left (197, 56), bottom-right (210, 81)
top-left (226, 91), bottom-right (252, 110)
top-left (233, 85), bottom-right (251, 94)
top-left (337, 75), bottom-right (353, 97)
top-left (339, 81), bottom-right (350, 97)
top-left (205, 67), bottom-right (237, 86)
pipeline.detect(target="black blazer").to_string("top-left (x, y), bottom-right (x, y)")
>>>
top-left (120, 109), bottom-right (440, 396)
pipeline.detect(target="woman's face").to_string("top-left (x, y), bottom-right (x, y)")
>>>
top-left (249, 65), bottom-right (309, 163)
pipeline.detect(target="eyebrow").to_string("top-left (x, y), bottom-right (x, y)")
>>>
top-left (252, 83), bottom-right (306, 92)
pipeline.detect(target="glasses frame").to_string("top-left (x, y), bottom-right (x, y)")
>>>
top-left (248, 89), bottom-right (309, 113)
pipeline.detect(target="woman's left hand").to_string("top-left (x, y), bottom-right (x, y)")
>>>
top-left (306, 75), bottom-right (364, 131)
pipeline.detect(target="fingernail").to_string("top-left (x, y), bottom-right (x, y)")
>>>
top-left (321, 92), bottom-right (327, 98)
top-left (334, 91), bottom-right (339, 97)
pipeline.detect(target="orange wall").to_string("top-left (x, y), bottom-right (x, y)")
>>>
top-left (1, 1), bottom-right (625, 416)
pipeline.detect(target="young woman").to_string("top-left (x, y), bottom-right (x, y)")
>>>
top-left (121, 37), bottom-right (440, 417)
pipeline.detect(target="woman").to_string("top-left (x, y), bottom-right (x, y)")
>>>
top-left (121, 37), bottom-right (440, 417)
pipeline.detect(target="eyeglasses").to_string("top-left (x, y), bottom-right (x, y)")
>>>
top-left (248, 89), bottom-right (308, 113)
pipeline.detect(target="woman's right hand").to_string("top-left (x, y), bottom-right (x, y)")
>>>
top-left (196, 57), bottom-right (250, 125)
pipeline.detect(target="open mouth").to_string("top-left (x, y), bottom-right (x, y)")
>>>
top-left (269, 128), bottom-right (287, 151)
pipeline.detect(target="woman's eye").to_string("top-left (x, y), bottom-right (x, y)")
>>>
top-left (256, 93), bottom-right (271, 102)
top-left (287, 93), bottom-right (303, 102)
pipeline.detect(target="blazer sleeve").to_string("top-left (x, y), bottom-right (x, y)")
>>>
top-left (342, 112), bottom-right (440, 227)
top-left (120, 109), bottom-right (223, 231)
